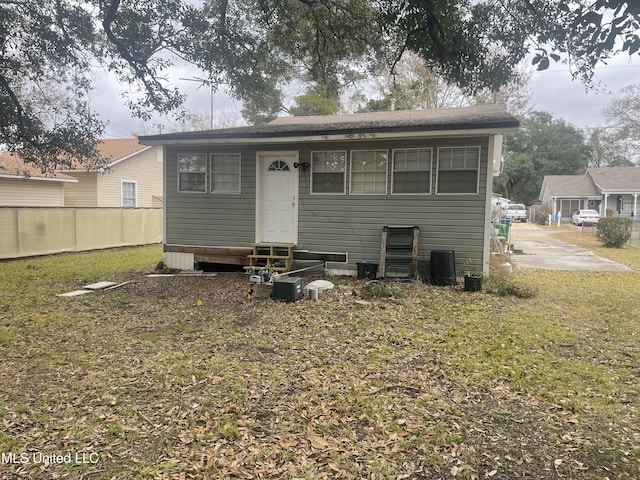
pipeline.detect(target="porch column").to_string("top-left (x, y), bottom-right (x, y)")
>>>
top-left (603, 194), bottom-right (609, 216)
top-left (633, 193), bottom-right (638, 219)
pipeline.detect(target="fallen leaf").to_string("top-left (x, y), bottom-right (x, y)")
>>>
top-left (309, 433), bottom-right (329, 449)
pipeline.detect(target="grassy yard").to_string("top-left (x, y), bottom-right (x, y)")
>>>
top-left (0, 242), bottom-right (638, 479)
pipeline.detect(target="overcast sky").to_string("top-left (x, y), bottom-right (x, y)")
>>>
top-left (528, 54), bottom-right (639, 130)
top-left (94, 53), bottom-right (639, 140)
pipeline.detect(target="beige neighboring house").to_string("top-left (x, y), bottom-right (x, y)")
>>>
top-left (61, 138), bottom-right (163, 208)
top-left (0, 152), bottom-right (78, 206)
top-left (0, 139), bottom-right (163, 208)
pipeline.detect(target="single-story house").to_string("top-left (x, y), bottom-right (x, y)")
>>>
top-left (490, 193), bottom-right (511, 218)
top-left (61, 138), bottom-right (164, 208)
top-left (539, 166), bottom-right (640, 219)
top-left (0, 152), bottom-right (78, 206)
top-left (139, 105), bottom-right (519, 277)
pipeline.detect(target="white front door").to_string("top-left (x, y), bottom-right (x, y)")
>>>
top-left (257, 152), bottom-right (298, 244)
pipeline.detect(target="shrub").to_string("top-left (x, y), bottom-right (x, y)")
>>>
top-left (361, 281), bottom-right (406, 299)
top-left (534, 204), bottom-right (552, 225)
top-left (596, 217), bottom-right (633, 248)
top-left (486, 277), bottom-right (537, 298)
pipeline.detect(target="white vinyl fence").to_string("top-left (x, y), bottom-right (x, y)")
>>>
top-left (0, 207), bottom-right (162, 259)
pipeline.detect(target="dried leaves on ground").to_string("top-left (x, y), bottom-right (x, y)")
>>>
top-left (0, 245), bottom-right (638, 479)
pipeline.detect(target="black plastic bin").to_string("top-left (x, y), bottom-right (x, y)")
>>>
top-left (430, 250), bottom-right (457, 285)
top-left (356, 262), bottom-right (379, 280)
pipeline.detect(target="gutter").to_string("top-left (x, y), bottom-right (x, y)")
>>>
top-left (0, 173), bottom-right (78, 183)
top-left (140, 127), bottom-right (519, 146)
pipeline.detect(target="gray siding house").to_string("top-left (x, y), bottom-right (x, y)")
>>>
top-left (539, 174), bottom-right (602, 219)
top-left (540, 167), bottom-right (640, 220)
top-left (139, 106), bottom-right (519, 277)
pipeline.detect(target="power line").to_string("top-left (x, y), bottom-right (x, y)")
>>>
top-left (532, 63), bottom-right (640, 74)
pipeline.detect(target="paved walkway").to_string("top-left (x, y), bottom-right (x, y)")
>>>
top-left (509, 223), bottom-right (631, 272)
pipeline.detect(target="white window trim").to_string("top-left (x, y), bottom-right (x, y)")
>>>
top-left (209, 153), bottom-right (242, 194)
top-left (349, 149), bottom-right (389, 195)
top-left (310, 150), bottom-right (347, 195)
top-left (435, 146), bottom-right (481, 195)
top-left (121, 179), bottom-right (137, 208)
top-left (391, 148), bottom-right (433, 195)
top-left (177, 153), bottom-right (208, 193)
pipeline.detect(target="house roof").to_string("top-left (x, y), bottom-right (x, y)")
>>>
top-left (0, 138), bottom-right (149, 177)
top-left (587, 167), bottom-right (640, 192)
top-left (0, 151), bottom-right (77, 182)
top-left (62, 138), bottom-right (150, 171)
top-left (139, 105), bottom-right (519, 145)
top-left (541, 175), bottom-right (600, 198)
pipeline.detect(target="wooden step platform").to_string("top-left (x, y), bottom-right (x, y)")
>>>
top-left (244, 243), bottom-right (294, 272)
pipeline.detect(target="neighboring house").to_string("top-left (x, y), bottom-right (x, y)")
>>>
top-left (61, 138), bottom-right (164, 208)
top-left (539, 167), bottom-right (640, 219)
top-left (140, 105), bottom-right (519, 276)
top-left (1, 139), bottom-right (164, 208)
top-left (0, 152), bottom-right (77, 206)
top-left (490, 193), bottom-right (511, 218)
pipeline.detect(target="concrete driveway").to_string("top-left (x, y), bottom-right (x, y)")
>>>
top-left (508, 223), bottom-right (631, 272)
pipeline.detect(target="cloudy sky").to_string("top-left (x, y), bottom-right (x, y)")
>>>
top-left (528, 54), bottom-right (639, 129)
top-left (93, 52), bottom-right (638, 140)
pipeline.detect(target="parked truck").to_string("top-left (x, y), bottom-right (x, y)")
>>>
top-left (504, 203), bottom-right (527, 222)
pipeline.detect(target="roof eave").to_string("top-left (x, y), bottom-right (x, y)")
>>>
top-left (600, 189), bottom-right (640, 194)
top-left (59, 144), bottom-right (151, 172)
top-left (0, 173), bottom-right (78, 183)
top-left (140, 126), bottom-right (519, 146)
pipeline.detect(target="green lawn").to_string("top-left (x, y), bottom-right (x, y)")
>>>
top-left (0, 242), bottom-right (638, 479)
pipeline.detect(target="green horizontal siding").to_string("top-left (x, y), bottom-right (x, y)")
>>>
top-left (165, 145), bottom-right (256, 247)
top-left (164, 136), bottom-right (490, 274)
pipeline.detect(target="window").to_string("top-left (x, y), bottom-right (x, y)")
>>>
top-left (210, 153), bottom-right (241, 193)
top-left (392, 148), bottom-right (432, 194)
top-left (121, 180), bottom-right (136, 207)
top-left (178, 153), bottom-right (207, 192)
top-left (311, 151), bottom-right (346, 194)
top-left (268, 160), bottom-right (290, 171)
top-left (436, 147), bottom-right (480, 194)
top-left (350, 150), bottom-right (388, 194)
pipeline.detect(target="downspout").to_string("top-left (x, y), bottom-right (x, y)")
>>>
top-left (162, 146), bottom-right (167, 250)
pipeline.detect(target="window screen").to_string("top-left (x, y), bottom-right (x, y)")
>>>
top-left (393, 148), bottom-right (432, 194)
top-left (311, 151), bottom-right (346, 194)
top-left (437, 147), bottom-right (480, 194)
top-left (178, 153), bottom-right (207, 192)
top-left (350, 150), bottom-right (388, 194)
top-left (210, 153), bottom-right (241, 193)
